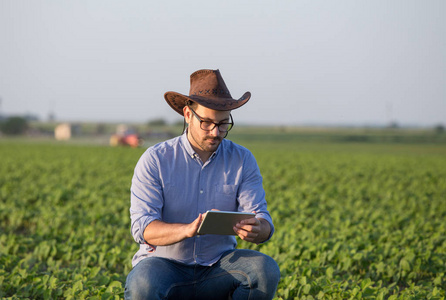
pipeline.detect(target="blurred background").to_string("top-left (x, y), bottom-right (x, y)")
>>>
top-left (0, 0), bottom-right (444, 144)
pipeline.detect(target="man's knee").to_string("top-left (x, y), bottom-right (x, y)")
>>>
top-left (125, 258), bottom-right (171, 300)
top-left (251, 251), bottom-right (280, 286)
top-left (125, 273), bottom-right (152, 299)
top-left (125, 265), bottom-right (158, 299)
top-left (224, 250), bottom-right (280, 289)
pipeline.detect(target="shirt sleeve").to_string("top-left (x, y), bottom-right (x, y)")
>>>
top-left (237, 151), bottom-right (275, 243)
top-left (130, 149), bottom-right (163, 248)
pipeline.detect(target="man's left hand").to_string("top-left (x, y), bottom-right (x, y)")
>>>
top-left (233, 212), bottom-right (271, 244)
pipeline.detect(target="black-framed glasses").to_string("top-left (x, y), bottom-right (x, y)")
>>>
top-left (187, 105), bottom-right (234, 134)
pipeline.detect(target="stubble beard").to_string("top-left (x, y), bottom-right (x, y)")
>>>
top-left (190, 127), bottom-right (223, 153)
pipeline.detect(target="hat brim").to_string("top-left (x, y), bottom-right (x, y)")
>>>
top-left (164, 91), bottom-right (251, 116)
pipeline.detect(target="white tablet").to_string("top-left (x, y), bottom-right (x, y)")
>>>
top-left (197, 210), bottom-right (256, 235)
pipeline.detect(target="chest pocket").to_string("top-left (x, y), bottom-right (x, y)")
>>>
top-left (214, 185), bottom-right (238, 211)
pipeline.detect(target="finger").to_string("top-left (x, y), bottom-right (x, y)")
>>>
top-left (188, 214), bottom-right (203, 237)
top-left (234, 227), bottom-right (258, 241)
top-left (234, 224), bottom-right (260, 235)
top-left (240, 218), bottom-right (255, 225)
top-left (239, 218), bottom-right (260, 227)
top-left (237, 224), bottom-right (260, 234)
top-left (195, 214), bottom-right (205, 228)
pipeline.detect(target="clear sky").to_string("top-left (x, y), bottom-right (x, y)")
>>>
top-left (1, 0), bottom-right (445, 126)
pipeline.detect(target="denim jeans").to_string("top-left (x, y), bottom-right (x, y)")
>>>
top-left (124, 249), bottom-right (280, 300)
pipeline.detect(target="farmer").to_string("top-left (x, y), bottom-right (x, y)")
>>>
top-left (125, 69), bottom-right (280, 300)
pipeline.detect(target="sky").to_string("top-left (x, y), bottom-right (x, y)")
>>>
top-left (0, 0), bottom-right (445, 126)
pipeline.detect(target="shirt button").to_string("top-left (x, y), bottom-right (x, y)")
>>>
top-left (200, 190), bottom-right (204, 194)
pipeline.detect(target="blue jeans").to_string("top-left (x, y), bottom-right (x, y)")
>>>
top-left (124, 249), bottom-right (280, 300)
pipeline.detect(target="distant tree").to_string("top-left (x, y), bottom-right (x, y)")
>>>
top-left (24, 114), bottom-right (39, 121)
top-left (148, 118), bottom-right (167, 126)
top-left (96, 123), bottom-right (107, 135)
top-left (387, 121), bottom-right (399, 129)
top-left (173, 119), bottom-right (185, 127)
top-left (0, 116), bottom-right (29, 135)
top-left (434, 124), bottom-right (445, 134)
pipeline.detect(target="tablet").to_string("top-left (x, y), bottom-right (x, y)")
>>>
top-left (197, 210), bottom-right (256, 235)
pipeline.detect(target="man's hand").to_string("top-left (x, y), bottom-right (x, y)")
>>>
top-left (144, 213), bottom-right (203, 246)
top-left (185, 213), bottom-right (204, 238)
top-left (233, 211), bottom-right (271, 244)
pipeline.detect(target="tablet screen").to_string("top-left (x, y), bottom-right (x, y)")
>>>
top-left (197, 211), bottom-right (256, 235)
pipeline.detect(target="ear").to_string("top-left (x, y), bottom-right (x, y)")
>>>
top-left (183, 106), bottom-right (192, 124)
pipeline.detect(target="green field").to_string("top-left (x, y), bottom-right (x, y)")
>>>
top-left (1, 130), bottom-right (445, 299)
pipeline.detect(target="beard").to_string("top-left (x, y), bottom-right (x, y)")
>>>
top-left (190, 128), bottom-right (223, 153)
top-left (201, 136), bottom-right (223, 152)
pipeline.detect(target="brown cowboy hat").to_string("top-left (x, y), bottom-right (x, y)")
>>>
top-left (164, 69), bottom-right (251, 116)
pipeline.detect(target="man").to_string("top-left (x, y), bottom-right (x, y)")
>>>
top-left (125, 69), bottom-right (280, 300)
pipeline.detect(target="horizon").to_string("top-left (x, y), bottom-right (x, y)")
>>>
top-left (1, 111), bottom-right (442, 130)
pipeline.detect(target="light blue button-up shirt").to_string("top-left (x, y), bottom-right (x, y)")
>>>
top-left (130, 133), bottom-right (274, 267)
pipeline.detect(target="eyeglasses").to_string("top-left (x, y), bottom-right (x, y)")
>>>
top-left (187, 105), bottom-right (234, 134)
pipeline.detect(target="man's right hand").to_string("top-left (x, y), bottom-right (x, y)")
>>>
top-left (185, 213), bottom-right (204, 238)
top-left (143, 213), bottom-right (204, 246)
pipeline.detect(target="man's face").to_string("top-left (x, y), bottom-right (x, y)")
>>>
top-left (184, 104), bottom-right (231, 154)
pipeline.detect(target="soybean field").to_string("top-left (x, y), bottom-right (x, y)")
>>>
top-left (1, 132), bottom-right (445, 299)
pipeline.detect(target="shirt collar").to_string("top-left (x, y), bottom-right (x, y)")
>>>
top-left (180, 131), bottom-right (197, 159)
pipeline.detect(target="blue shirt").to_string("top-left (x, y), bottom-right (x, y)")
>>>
top-left (130, 133), bottom-right (274, 267)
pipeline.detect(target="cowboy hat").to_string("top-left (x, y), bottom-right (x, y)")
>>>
top-left (164, 69), bottom-right (251, 116)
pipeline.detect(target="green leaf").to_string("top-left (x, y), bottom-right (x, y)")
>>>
top-left (106, 280), bottom-right (123, 293)
top-left (361, 278), bottom-right (373, 290)
top-left (400, 258), bottom-right (411, 271)
top-left (101, 292), bottom-right (113, 300)
top-left (303, 284), bottom-right (311, 295)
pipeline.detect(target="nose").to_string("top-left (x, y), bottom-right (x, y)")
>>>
top-left (209, 125), bottom-right (220, 136)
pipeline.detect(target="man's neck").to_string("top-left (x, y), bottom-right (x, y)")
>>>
top-left (186, 132), bottom-right (213, 162)
top-left (196, 149), bottom-right (212, 163)
top-left (190, 141), bottom-right (213, 162)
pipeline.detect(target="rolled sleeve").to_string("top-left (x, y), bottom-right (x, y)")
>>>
top-left (130, 150), bottom-right (164, 245)
top-left (237, 152), bottom-right (275, 243)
